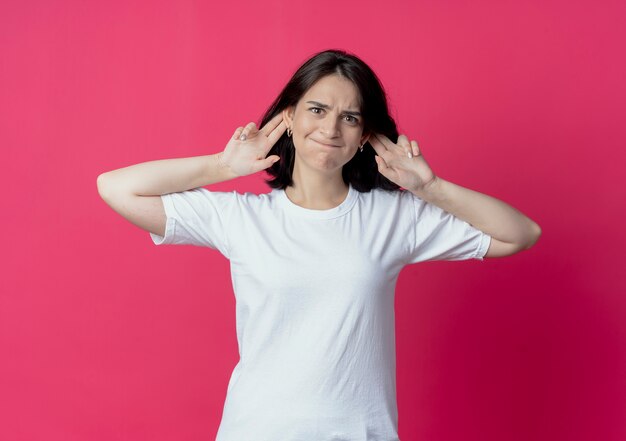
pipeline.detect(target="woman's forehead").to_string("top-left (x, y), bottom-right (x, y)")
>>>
top-left (301, 75), bottom-right (361, 109)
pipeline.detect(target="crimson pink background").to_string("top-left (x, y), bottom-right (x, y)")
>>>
top-left (2, 1), bottom-right (625, 440)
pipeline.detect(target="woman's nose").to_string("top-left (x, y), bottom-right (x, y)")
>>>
top-left (319, 117), bottom-right (340, 137)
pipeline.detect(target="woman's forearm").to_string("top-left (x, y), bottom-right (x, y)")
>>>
top-left (412, 176), bottom-right (541, 247)
top-left (97, 152), bottom-right (237, 197)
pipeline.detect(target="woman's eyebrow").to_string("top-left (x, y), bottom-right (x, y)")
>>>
top-left (305, 101), bottom-right (361, 116)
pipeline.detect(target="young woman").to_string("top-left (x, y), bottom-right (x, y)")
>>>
top-left (97, 49), bottom-right (541, 441)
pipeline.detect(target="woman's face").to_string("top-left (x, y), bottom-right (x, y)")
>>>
top-left (283, 74), bottom-right (369, 175)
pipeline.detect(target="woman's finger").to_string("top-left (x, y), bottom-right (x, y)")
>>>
top-left (411, 140), bottom-right (421, 157)
top-left (374, 133), bottom-right (396, 150)
top-left (232, 126), bottom-right (244, 140)
top-left (372, 133), bottom-right (390, 152)
top-left (375, 154), bottom-right (388, 169)
top-left (397, 134), bottom-right (413, 158)
top-left (397, 134), bottom-right (410, 148)
top-left (239, 122), bottom-right (257, 141)
top-left (369, 134), bottom-right (389, 158)
top-left (260, 113), bottom-right (283, 137)
top-left (266, 120), bottom-right (287, 147)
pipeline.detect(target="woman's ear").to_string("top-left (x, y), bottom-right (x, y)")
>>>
top-left (282, 106), bottom-right (294, 128)
top-left (361, 131), bottom-right (371, 146)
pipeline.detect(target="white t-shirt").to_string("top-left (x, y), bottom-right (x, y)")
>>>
top-left (150, 183), bottom-right (491, 441)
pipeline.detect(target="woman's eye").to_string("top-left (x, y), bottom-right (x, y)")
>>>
top-left (310, 107), bottom-right (322, 114)
top-left (344, 115), bottom-right (357, 123)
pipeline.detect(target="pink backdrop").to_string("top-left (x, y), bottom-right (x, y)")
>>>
top-left (2, 0), bottom-right (624, 440)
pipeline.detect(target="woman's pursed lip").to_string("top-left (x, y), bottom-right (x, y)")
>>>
top-left (312, 139), bottom-right (342, 147)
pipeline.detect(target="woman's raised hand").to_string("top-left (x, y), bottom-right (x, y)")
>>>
top-left (220, 113), bottom-right (286, 178)
top-left (369, 133), bottom-right (437, 193)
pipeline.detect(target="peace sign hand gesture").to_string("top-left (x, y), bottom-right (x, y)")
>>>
top-left (370, 133), bottom-right (437, 193)
top-left (220, 113), bottom-right (286, 178)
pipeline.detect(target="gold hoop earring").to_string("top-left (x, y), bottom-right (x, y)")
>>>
top-left (287, 128), bottom-right (292, 137)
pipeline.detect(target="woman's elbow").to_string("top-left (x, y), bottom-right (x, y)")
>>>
top-left (523, 223), bottom-right (542, 250)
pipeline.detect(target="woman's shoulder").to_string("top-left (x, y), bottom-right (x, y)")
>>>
top-left (228, 188), bottom-right (282, 210)
top-left (188, 186), bottom-right (277, 198)
top-left (170, 187), bottom-right (279, 210)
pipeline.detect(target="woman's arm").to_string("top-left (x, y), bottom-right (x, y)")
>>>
top-left (96, 115), bottom-right (286, 237)
top-left (369, 133), bottom-right (541, 258)
top-left (96, 153), bottom-right (237, 237)
top-left (412, 177), bottom-right (542, 256)
top-left (98, 116), bottom-right (285, 198)
top-left (97, 152), bottom-right (236, 198)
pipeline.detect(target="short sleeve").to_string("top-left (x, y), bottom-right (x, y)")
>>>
top-left (149, 187), bottom-right (237, 258)
top-left (407, 193), bottom-right (491, 263)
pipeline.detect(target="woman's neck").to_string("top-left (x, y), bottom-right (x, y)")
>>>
top-left (285, 174), bottom-right (349, 210)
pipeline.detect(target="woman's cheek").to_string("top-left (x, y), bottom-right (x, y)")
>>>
top-left (300, 115), bottom-right (316, 131)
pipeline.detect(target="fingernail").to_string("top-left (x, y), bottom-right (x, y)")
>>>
top-left (239, 134), bottom-right (246, 141)
top-left (408, 151), bottom-right (413, 159)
